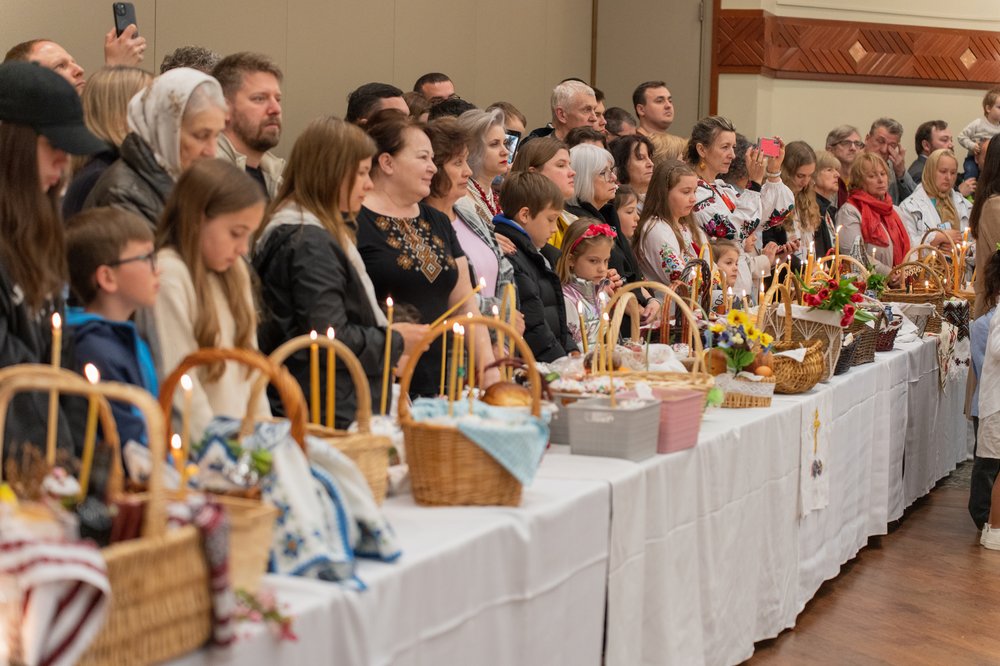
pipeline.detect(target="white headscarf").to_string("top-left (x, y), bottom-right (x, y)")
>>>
top-left (127, 67), bottom-right (224, 180)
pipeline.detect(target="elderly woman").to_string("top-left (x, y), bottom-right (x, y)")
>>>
top-left (451, 110), bottom-right (517, 312)
top-left (85, 67), bottom-right (227, 226)
top-left (510, 136), bottom-right (578, 247)
top-left (566, 143), bottom-right (660, 323)
top-left (357, 113), bottom-right (497, 397)
top-left (689, 116), bottom-right (790, 284)
top-left (609, 134), bottom-right (655, 211)
top-left (836, 152), bottom-right (910, 277)
top-left (63, 65), bottom-right (152, 218)
top-left (899, 148), bottom-right (973, 250)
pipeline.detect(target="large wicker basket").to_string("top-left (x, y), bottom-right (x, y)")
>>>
top-left (252, 335), bottom-right (392, 504)
top-left (0, 366), bottom-right (212, 666)
top-left (605, 280), bottom-right (715, 402)
top-left (160, 348), bottom-right (305, 592)
top-left (756, 284), bottom-right (844, 382)
top-left (763, 286), bottom-right (826, 394)
top-left (399, 316), bottom-right (543, 507)
top-left (905, 243), bottom-right (953, 290)
top-left (883, 262), bottom-right (945, 334)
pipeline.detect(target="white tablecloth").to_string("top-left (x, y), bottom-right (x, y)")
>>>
top-left (173, 476), bottom-right (610, 666)
top-left (535, 335), bottom-right (967, 666)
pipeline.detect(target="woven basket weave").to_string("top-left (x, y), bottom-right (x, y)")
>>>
top-left (399, 316), bottom-right (542, 507)
top-left (883, 262), bottom-right (945, 334)
top-left (763, 286), bottom-right (826, 394)
top-left (0, 366), bottom-right (212, 666)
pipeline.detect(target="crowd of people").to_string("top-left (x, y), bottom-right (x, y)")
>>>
top-left (5, 32), bottom-right (1000, 543)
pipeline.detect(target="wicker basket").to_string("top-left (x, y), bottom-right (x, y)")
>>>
top-left (905, 243), bottom-right (953, 291)
top-left (252, 336), bottom-right (392, 504)
top-left (160, 348), bottom-right (307, 592)
top-left (0, 366), bottom-right (212, 666)
top-left (764, 286), bottom-right (826, 394)
top-left (847, 316), bottom-right (877, 366)
top-left (874, 312), bottom-right (902, 352)
top-left (882, 262), bottom-right (945, 334)
top-left (813, 254), bottom-right (870, 282)
top-left (756, 283), bottom-right (844, 382)
top-left (835, 339), bottom-right (856, 375)
top-left (716, 372), bottom-right (776, 408)
top-left (605, 280), bottom-right (715, 401)
top-left (399, 316), bottom-right (543, 506)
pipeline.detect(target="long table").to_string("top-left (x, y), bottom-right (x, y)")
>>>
top-left (173, 336), bottom-right (966, 666)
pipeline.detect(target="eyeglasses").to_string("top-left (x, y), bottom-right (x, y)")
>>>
top-left (836, 140), bottom-right (865, 150)
top-left (107, 250), bottom-right (157, 271)
top-left (598, 166), bottom-right (619, 182)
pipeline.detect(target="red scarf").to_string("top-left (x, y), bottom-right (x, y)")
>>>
top-left (846, 190), bottom-right (910, 266)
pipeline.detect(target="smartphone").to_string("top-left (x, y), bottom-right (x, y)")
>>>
top-left (113, 2), bottom-right (138, 37)
top-left (504, 129), bottom-right (521, 165)
top-left (758, 137), bottom-right (781, 158)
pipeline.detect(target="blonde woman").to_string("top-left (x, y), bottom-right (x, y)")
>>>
top-left (64, 65), bottom-right (152, 218)
top-left (145, 159), bottom-right (270, 439)
top-left (813, 150), bottom-right (841, 256)
top-left (899, 148), bottom-right (973, 250)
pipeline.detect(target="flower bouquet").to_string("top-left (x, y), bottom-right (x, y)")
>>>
top-left (706, 310), bottom-right (777, 408)
top-left (801, 276), bottom-right (875, 328)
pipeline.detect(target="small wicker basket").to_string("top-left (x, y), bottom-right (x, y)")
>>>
top-left (883, 262), bottom-right (945, 334)
top-left (0, 365), bottom-right (212, 666)
top-left (847, 316), bottom-right (877, 366)
top-left (764, 286), bottom-right (826, 394)
top-left (398, 316), bottom-right (543, 507)
top-left (251, 336), bottom-right (392, 504)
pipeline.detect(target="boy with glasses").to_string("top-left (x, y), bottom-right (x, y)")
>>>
top-left (65, 207), bottom-right (160, 445)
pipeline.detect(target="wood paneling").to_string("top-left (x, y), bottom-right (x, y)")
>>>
top-left (715, 9), bottom-right (1000, 90)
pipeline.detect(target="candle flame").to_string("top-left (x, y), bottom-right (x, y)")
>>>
top-left (727, 287), bottom-right (733, 295)
top-left (452, 322), bottom-right (461, 334)
top-left (180, 373), bottom-right (193, 392)
top-left (742, 289), bottom-right (747, 297)
top-left (491, 305), bottom-right (499, 316)
top-left (309, 330), bottom-right (318, 341)
top-left (386, 296), bottom-right (394, 308)
top-left (478, 277), bottom-right (486, 288)
top-left (836, 224), bottom-right (843, 233)
top-left (602, 312), bottom-right (610, 322)
top-left (327, 327), bottom-right (335, 339)
top-left (577, 301), bottom-right (585, 315)
top-left (171, 433), bottom-right (182, 451)
top-left (457, 324), bottom-right (465, 335)
top-left (83, 363), bottom-right (100, 384)
top-left (51, 312), bottom-right (61, 330)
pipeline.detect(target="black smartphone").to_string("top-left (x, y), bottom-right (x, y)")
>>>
top-left (113, 2), bottom-right (138, 37)
top-left (504, 129), bottom-right (521, 165)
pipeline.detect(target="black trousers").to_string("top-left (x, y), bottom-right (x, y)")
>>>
top-left (969, 416), bottom-right (1000, 529)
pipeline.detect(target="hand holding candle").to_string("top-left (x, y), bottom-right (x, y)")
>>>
top-left (380, 298), bottom-right (394, 416)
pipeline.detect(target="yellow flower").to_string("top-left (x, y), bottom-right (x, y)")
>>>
top-left (760, 332), bottom-right (774, 347)
top-left (709, 322), bottom-right (725, 334)
top-left (745, 324), bottom-right (761, 341)
top-left (727, 309), bottom-right (749, 327)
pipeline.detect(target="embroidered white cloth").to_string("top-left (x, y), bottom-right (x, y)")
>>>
top-left (799, 390), bottom-right (832, 517)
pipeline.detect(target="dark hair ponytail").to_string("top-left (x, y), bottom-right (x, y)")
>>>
top-left (985, 248), bottom-right (1000, 311)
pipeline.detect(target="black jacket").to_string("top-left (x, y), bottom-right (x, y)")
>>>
top-left (253, 215), bottom-right (403, 427)
top-left (494, 217), bottom-right (573, 362)
top-left (63, 149), bottom-right (117, 220)
top-left (0, 262), bottom-right (77, 459)
top-left (84, 133), bottom-right (174, 228)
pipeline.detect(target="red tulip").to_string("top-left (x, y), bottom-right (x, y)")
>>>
top-left (843, 303), bottom-right (856, 316)
top-left (850, 293), bottom-right (863, 303)
top-left (840, 314), bottom-right (853, 327)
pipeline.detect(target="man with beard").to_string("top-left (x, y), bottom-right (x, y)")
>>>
top-left (212, 52), bottom-right (285, 199)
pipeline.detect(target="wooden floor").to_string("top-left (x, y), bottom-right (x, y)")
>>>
top-left (745, 485), bottom-right (1000, 666)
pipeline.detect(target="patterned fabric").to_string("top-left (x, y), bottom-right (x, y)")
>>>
top-left (636, 218), bottom-right (701, 285)
top-left (562, 278), bottom-right (604, 350)
top-left (693, 178), bottom-right (794, 242)
top-left (453, 198), bottom-right (516, 312)
top-left (372, 214), bottom-right (455, 282)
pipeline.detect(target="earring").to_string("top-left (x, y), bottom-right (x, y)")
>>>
top-left (698, 160), bottom-right (707, 171)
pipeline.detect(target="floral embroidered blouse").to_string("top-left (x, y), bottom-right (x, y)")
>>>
top-left (636, 217), bottom-right (703, 284)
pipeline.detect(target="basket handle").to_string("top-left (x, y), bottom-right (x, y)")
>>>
top-left (398, 316), bottom-right (542, 420)
top-left (159, 348), bottom-right (307, 450)
top-left (760, 283), bottom-right (794, 342)
top-left (0, 367), bottom-right (166, 537)
top-left (607, 291), bottom-right (641, 344)
top-left (603, 281), bottom-right (709, 375)
top-left (887, 261), bottom-right (946, 290)
top-left (249, 334), bottom-right (373, 435)
top-left (904, 243), bottom-right (952, 286)
top-left (814, 254), bottom-right (870, 280)
top-left (919, 228), bottom-right (945, 246)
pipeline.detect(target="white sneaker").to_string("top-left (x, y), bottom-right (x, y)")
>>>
top-left (982, 524), bottom-right (1000, 550)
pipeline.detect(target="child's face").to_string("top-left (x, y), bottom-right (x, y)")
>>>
top-left (617, 196), bottom-right (640, 242)
top-left (521, 205), bottom-right (562, 249)
top-left (988, 98), bottom-right (1000, 124)
top-left (570, 240), bottom-right (612, 283)
top-left (668, 174), bottom-right (698, 220)
top-left (112, 240), bottom-right (160, 310)
top-left (716, 249), bottom-right (739, 286)
top-left (201, 202), bottom-right (265, 272)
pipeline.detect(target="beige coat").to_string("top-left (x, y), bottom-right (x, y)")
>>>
top-left (974, 196), bottom-right (1000, 318)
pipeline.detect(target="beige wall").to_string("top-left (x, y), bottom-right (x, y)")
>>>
top-left (1, 0), bottom-right (591, 158)
top-left (717, 0), bottom-right (997, 159)
top-left (717, 74), bottom-right (986, 160)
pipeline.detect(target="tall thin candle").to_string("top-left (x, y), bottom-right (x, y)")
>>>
top-left (439, 321), bottom-right (448, 396)
top-left (577, 300), bottom-right (589, 353)
top-left (604, 312), bottom-right (616, 407)
top-left (380, 298), bottom-right (394, 415)
top-left (46, 312), bottom-right (62, 466)
top-left (448, 323), bottom-right (462, 417)
top-left (467, 315), bottom-right (476, 413)
top-left (179, 374), bottom-right (193, 471)
top-left (78, 364), bottom-right (101, 500)
top-left (326, 328), bottom-right (336, 429)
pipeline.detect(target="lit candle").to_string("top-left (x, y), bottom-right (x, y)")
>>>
top-left (78, 364), bottom-right (100, 500)
top-left (577, 300), bottom-right (589, 353)
top-left (309, 330), bottom-right (319, 423)
top-left (725, 286), bottom-right (733, 312)
top-left (806, 241), bottom-right (815, 283)
top-left (46, 312), bottom-right (62, 466)
top-left (457, 323), bottom-right (465, 395)
top-left (326, 328), bottom-right (336, 429)
top-left (380, 298), bottom-right (394, 416)
top-left (834, 224), bottom-right (843, 273)
top-left (448, 323), bottom-right (462, 417)
top-left (604, 312), bottom-right (616, 407)
top-left (439, 321), bottom-right (448, 396)
top-left (179, 373), bottom-right (192, 471)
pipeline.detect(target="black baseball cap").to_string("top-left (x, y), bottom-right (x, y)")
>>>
top-left (0, 61), bottom-right (106, 155)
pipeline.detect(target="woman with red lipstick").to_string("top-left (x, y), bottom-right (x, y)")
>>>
top-left (357, 113), bottom-right (497, 398)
